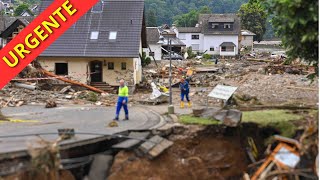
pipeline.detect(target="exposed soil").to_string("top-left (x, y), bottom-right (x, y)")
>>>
top-left (108, 124), bottom-right (276, 180)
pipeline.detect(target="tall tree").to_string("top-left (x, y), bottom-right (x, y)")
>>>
top-left (173, 6), bottom-right (211, 27)
top-left (265, 0), bottom-right (318, 77)
top-left (146, 10), bottom-right (157, 26)
top-left (14, 4), bottom-right (33, 16)
top-left (238, 0), bottom-right (267, 41)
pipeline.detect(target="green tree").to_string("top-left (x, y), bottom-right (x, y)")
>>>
top-left (238, 0), bottom-right (267, 41)
top-left (173, 6), bottom-right (211, 27)
top-left (146, 10), bottom-right (157, 26)
top-left (265, 0), bottom-right (318, 77)
top-left (14, 4), bottom-right (33, 16)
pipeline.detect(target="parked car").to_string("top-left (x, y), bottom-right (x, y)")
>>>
top-left (163, 53), bottom-right (183, 60)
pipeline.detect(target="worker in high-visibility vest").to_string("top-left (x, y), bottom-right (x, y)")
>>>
top-left (113, 79), bottom-right (129, 121)
top-left (180, 78), bottom-right (191, 108)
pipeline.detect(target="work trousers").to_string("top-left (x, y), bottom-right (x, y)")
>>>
top-left (181, 90), bottom-right (190, 102)
top-left (116, 96), bottom-right (128, 118)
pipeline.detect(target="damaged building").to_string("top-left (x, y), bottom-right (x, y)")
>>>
top-left (36, 0), bottom-right (147, 87)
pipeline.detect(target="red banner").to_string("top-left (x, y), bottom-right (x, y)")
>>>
top-left (0, 0), bottom-right (99, 89)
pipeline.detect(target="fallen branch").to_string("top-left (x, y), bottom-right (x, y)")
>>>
top-left (40, 69), bottom-right (105, 94)
top-left (285, 86), bottom-right (318, 91)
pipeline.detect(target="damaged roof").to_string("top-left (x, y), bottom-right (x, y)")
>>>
top-left (146, 27), bottom-right (160, 44)
top-left (39, 0), bottom-right (146, 58)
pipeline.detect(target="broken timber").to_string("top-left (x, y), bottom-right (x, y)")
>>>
top-left (40, 69), bottom-right (106, 94)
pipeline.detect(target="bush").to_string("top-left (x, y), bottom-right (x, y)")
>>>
top-left (187, 46), bottom-right (196, 59)
top-left (202, 54), bottom-right (212, 59)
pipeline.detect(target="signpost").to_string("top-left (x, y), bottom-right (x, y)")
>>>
top-left (207, 84), bottom-right (238, 107)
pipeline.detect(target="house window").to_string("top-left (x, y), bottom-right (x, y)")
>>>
top-left (121, 62), bottom-right (126, 70)
top-left (109, 31), bottom-right (117, 40)
top-left (55, 63), bottom-right (68, 75)
top-left (191, 44), bottom-right (200, 51)
top-left (212, 23), bottom-right (219, 29)
top-left (90, 31), bottom-right (99, 40)
top-left (210, 47), bottom-right (215, 51)
top-left (108, 62), bottom-right (114, 70)
top-left (191, 35), bottom-right (199, 40)
top-left (221, 46), bottom-right (234, 52)
top-left (224, 24), bottom-right (231, 29)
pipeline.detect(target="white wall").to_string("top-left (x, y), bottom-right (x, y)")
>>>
top-left (144, 44), bottom-right (162, 60)
top-left (179, 33), bottom-right (239, 56)
top-left (179, 33), bottom-right (204, 52)
top-left (203, 35), bottom-right (239, 56)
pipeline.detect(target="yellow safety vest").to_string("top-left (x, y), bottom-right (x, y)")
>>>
top-left (118, 86), bottom-right (129, 97)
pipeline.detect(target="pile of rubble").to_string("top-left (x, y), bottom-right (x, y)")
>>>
top-left (0, 84), bottom-right (117, 108)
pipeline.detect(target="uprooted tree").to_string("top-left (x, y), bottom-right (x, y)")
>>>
top-left (264, 0), bottom-right (318, 78)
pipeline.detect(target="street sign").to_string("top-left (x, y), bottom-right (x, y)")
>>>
top-left (208, 85), bottom-right (238, 100)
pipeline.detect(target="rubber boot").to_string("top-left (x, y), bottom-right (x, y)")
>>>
top-left (188, 101), bottom-right (192, 108)
top-left (180, 101), bottom-right (185, 109)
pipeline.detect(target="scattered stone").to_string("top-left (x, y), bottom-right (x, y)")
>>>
top-left (95, 101), bottom-right (102, 106)
top-left (45, 100), bottom-right (57, 108)
top-left (65, 95), bottom-right (73, 99)
top-left (223, 109), bottom-right (242, 127)
top-left (15, 100), bottom-right (24, 107)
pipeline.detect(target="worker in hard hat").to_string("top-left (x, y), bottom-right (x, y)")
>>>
top-left (179, 78), bottom-right (191, 108)
top-left (113, 79), bottom-right (129, 121)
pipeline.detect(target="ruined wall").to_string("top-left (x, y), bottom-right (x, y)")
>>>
top-left (240, 35), bottom-right (254, 47)
top-left (37, 57), bottom-right (136, 86)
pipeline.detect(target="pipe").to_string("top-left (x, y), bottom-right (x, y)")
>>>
top-left (14, 82), bottom-right (37, 90)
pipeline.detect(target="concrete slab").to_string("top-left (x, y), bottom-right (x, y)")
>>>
top-left (148, 138), bottom-right (173, 159)
top-left (112, 132), bottom-right (150, 149)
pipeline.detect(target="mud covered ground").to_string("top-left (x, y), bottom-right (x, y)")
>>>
top-left (107, 125), bottom-right (269, 180)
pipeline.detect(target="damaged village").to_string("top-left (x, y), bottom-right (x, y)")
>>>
top-left (0, 0), bottom-right (318, 179)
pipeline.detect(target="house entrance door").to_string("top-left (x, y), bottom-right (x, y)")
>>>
top-left (90, 61), bottom-right (103, 82)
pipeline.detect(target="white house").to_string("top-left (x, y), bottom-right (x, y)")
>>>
top-left (146, 25), bottom-right (186, 60)
top-left (177, 14), bottom-right (241, 57)
top-left (240, 29), bottom-right (255, 47)
top-left (145, 27), bottom-right (162, 60)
